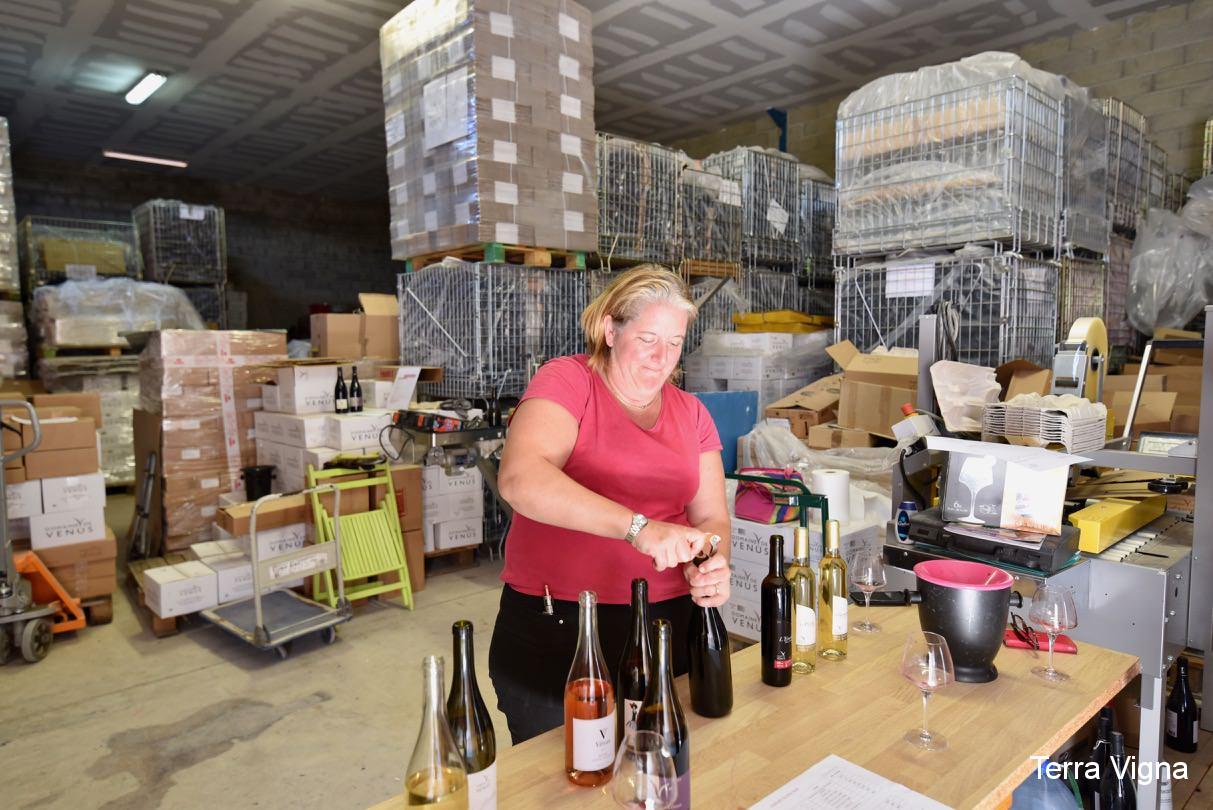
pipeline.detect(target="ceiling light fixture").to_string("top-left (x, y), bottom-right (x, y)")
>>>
top-left (102, 150), bottom-right (188, 168)
top-left (124, 72), bottom-right (167, 105)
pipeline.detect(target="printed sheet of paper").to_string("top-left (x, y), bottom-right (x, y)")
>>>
top-left (751, 755), bottom-right (951, 809)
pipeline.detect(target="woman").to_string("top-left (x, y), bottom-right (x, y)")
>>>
top-left (490, 265), bottom-right (732, 743)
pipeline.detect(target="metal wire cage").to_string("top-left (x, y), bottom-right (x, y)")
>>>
top-left (1163, 173), bottom-right (1192, 213)
top-left (835, 75), bottom-right (1064, 255)
top-left (1104, 234), bottom-right (1138, 350)
top-left (132, 200), bottom-right (227, 285)
top-left (678, 167), bottom-right (742, 264)
top-left (703, 147), bottom-right (801, 266)
top-left (1101, 99), bottom-right (1147, 232)
top-left (799, 176), bottom-right (835, 281)
top-left (834, 250), bottom-right (1058, 367)
top-left (180, 283), bottom-right (228, 328)
top-left (0, 117), bottom-right (17, 296)
top-left (1057, 256), bottom-right (1106, 341)
top-left (1061, 93), bottom-right (1110, 255)
top-left (596, 133), bottom-right (681, 265)
top-left (17, 216), bottom-right (142, 290)
top-left (1141, 140), bottom-right (1167, 213)
top-left (1204, 118), bottom-right (1212, 178)
top-left (685, 269), bottom-right (807, 355)
top-left (398, 263), bottom-right (589, 400)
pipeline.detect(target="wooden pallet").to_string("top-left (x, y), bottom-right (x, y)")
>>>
top-left (38, 345), bottom-right (129, 359)
top-left (82, 594), bottom-right (114, 626)
top-left (405, 242), bottom-right (588, 272)
top-left (127, 555), bottom-right (189, 638)
top-left (679, 259), bottom-right (742, 282)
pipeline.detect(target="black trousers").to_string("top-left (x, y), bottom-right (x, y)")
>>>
top-left (488, 585), bottom-right (693, 745)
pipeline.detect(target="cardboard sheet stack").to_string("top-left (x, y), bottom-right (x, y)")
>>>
top-left (379, 0), bottom-right (597, 259)
top-left (5, 394), bottom-right (115, 604)
top-left (134, 330), bottom-right (287, 551)
top-left (682, 331), bottom-right (831, 412)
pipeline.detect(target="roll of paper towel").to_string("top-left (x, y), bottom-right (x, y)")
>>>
top-left (811, 468), bottom-right (851, 525)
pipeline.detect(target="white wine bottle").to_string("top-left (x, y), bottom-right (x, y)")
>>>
top-left (447, 621), bottom-right (496, 810)
top-left (818, 520), bottom-right (848, 660)
top-left (785, 526), bottom-right (816, 674)
top-left (407, 655), bottom-right (469, 807)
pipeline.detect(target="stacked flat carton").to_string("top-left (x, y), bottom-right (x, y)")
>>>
top-left (5, 394), bottom-right (115, 603)
top-left (134, 330), bottom-right (287, 551)
top-left (421, 463), bottom-right (484, 553)
top-left (380, 0), bottom-right (597, 259)
top-left (682, 331), bottom-right (827, 412)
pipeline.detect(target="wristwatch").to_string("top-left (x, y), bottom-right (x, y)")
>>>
top-left (624, 513), bottom-right (649, 547)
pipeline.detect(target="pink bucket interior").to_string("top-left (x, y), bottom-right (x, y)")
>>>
top-left (914, 559), bottom-right (1012, 591)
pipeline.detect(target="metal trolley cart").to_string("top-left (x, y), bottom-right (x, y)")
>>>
top-left (202, 486), bottom-right (351, 661)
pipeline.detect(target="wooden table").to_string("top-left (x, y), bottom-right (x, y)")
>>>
top-left (371, 606), bottom-right (1138, 809)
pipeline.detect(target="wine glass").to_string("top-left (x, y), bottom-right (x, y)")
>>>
top-left (850, 550), bottom-right (886, 633)
top-left (900, 631), bottom-right (954, 752)
top-left (609, 730), bottom-right (678, 810)
top-left (956, 456), bottom-right (997, 523)
top-left (1029, 584), bottom-right (1079, 682)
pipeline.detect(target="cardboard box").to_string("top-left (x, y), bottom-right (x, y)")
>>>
top-left (276, 363), bottom-right (344, 414)
top-left (360, 293), bottom-right (398, 360)
top-left (1172, 405), bottom-right (1200, 434)
top-left (995, 360), bottom-right (1052, 400)
top-left (310, 313), bottom-right (362, 359)
top-left (6, 479), bottom-right (42, 519)
top-left (5, 467), bottom-right (25, 484)
top-left (204, 552), bottom-right (305, 603)
top-left (722, 596), bottom-right (762, 642)
top-left (404, 529), bottom-right (424, 592)
top-left (29, 505), bottom-right (108, 549)
top-left (375, 464), bottom-right (423, 533)
top-left (19, 412), bottom-right (96, 452)
top-left (1152, 328), bottom-right (1202, 366)
top-left (1100, 374), bottom-right (1165, 408)
top-left (40, 237), bottom-right (128, 276)
top-left (1111, 391), bottom-right (1178, 435)
top-left (326, 410), bottom-right (393, 450)
top-left (765, 375), bottom-right (841, 437)
top-left (827, 341), bottom-right (918, 439)
top-left (730, 515), bottom-right (882, 570)
top-left (24, 446), bottom-right (101, 480)
top-left (40, 472), bottom-right (105, 513)
top-left (424, 490), bottom-right (485, 523)
top-left (433, 516), bottom-right (483, 551)
top-left (143, 560), bottom-right (218, 618)
top-left (254, 411), bottom-right (329, 448)
top-left (806, 423), bottom-right (876, 450)
top-left (32, 393), bottom-right (102, 427)
top-left (216, 483), bottom-right (367, 536)
top-left (421, 465), bottom-right (483, 497)
top-left (49, 564), bottom-right (115, 599)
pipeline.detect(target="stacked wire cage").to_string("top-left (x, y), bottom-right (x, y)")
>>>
top-left (1104, 233), bottom-right (1138, 353)
top-left (684, 270), bottom-right (807, 355)
top-left (1060, 93), bottom-right (1110, 255)
top-left (1101, 99), bottom-right (1147, 233)
top-left (0, 119), bottom-right (24, 378)
top-left (834, 249), bottom-right (1058, 367)
top-left (398, 262), bottom-right (589, 400)
top-left (702, 147), bottom-right (800, 268)
top-left (17, 216), bottom-right (142, 294)
top-left (595, 134), bottom-right (682, 265)
top-left (180, 284), bottom-right (227, 327)
top-left (834, 59), bottom-right (1065, 256)
top-left (132, 199), bottom-right (228, 328)
top-left (1163, 174), bottom-right (1193, 212)
top-left (799, 170), bottom-right (836, 314)
top-left (1057, 255), bottom-right (1106, 341)
top-left (1141, 141), bottom-right (1167, 212)
top-left (677, 165), bottom-right (742, 267)
top-left (1205, 118), bottom-right (1212, 177)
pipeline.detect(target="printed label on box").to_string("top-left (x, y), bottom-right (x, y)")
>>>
top-left (491, 98), bottom-right (515, 124)
top-left (493, 140), bottom-right (517, 165)
top-left (385, 113), bottom-right (405, 146)
top-left (179, 204), bottom-right (206, 221)
top-left (422, 67), bottom-right (468, 151)
top-left (560, 94), bottom-right (581, 119)
top-left (452, 162), bottom-right (468, 186)
top-left (489, 11), bottom-right (513, 37)
top-left (885, 260), bottom-right (935, 298)
top-left (422, 172), bottom-right (436, 195)
top-left (491, 56), bottom-right (515, 82)
top-left (455, 202), bottom-right (470, 223)
top-left (563, 211), bottom-right (584, 232)
top-left (182, 448), bottom-right (202, 460)
top-left (561, 171), bottom-right (583, 195)
top-left (424, 210), bottom-right (437, 231)
top-left (560, 134), bottom-right (580, 157)
top-left (558, 55), bottom-right (579, 80)
top-left (494, 181), bottom-right (518, 206)
top-left (558, 12), bottom-right (580, 40)
top-left (495, 222), bottom-right (519, 245)
top-left (766, 199), bottom-right (789, 235)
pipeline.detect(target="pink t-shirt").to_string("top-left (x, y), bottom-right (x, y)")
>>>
top-left (500, 355), bottom-right (723, 604)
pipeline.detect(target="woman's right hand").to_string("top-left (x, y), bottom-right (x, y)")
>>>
top-left (632, 521), bottom-right (709, 572)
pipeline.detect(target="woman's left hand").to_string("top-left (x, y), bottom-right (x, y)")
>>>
top-left (684, 554), bottom-right (730, 608)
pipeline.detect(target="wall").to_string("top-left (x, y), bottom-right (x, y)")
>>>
top-left (11, 156), bottom-right (399, 332)
top-left (671, 0), bottom-right (1213, 180)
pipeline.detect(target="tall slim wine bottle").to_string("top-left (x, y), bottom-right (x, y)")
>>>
top-left (447, 621), bottom-right (496, 810)
top-left (1097, 731), bottom-right (1136, 809)
top-left (637, 619), bottom-right (690, 810)
top-left (761, 535), bottom-right (792, 686)
top-left (818, 520), bottom-right (848, 660)
top-left (1166, 656), bottom-right (1200, 753)
top-left (406, 655), bottom-right (469, 808)
top-left (785, 526), bottom-right (816, 675)
top-left (616, 578), bottom-right (652, 745)
top-left (564, 590), bottom-right (616, 787)
top-left (349, 367), bottom-right (364, 412)
top-left (1080, 707), bottom-right (1114, 806)
top-left (334, 367), bottom-right (350, 414)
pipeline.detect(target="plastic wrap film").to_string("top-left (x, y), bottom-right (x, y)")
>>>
top-left (380, 0), bottom-right (597, 259)
top-left (1142, 140), bottom-right (1167, 213)
top-left (1163, 174), bottom-right (1193, 213)
top-left (180, 283), bottom-right (227, 327)
top-left (1057, 256), bottom-right (1106, 341)
top-left (18, 215), bottom-right (142, 288)
top-left (1061, 91), bottom-right (1110, 254)
top-left (37, 358), bottom-right (141, 485)
top-left (835, 52), bottom-right (1064, 255)
top-left (737, 420), bottom-right (904, 495)
top-left (1101, 98), bottom-right (1147, 232)
top-left (132, 199), bottom-right (227, 285)
top-left (834, 247), bottom-right (1058, 366)
top-left (678, 166), bottom-right (741, 264)
top-left (1104, 234), bottom-right (1137, 350)
top-left (702, 147), bottom-right (801, 266)
top-left (0, 118), bottom-right (18, 295)
top-left (0, 299), bottom-right (27, 377)
top-left (31, 278), bottom-right (204, 350)
top-left (1127, 178), bottom-right (1213, 334)
top-left (398, 261), bottom-right (588, 399)
top-left (596, 133), bottom-right (683, 264)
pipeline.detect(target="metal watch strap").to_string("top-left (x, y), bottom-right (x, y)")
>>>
top-left (624, 513), bottom-right (648, 547)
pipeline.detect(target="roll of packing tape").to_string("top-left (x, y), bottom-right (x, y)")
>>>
top-left (811, 468), bottom-right (851, 525)
top-left (1067, 316), bottom-right (1109, 402)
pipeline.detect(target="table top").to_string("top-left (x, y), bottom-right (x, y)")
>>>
top-left (371, 605), bottom-right (1138, 809)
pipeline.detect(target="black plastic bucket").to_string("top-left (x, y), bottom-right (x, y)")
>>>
top-left (242, 465), bottom-right (276, 502)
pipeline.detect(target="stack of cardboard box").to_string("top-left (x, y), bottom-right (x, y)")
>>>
top-left (379, 0), bottom-right (597, 259)
top-left (421, 465), bottom-right (484, 553)
top-left (1113, 327), bottom-right (1204, 436)
top-left (134, 330), bottom-right (287, 551)
top-left (683, 332), bottom-right (828, 411)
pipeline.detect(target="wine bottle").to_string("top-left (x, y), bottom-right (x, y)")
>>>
top-left (406, 655), bottom-right (469, 808)
top-left (761, 535), bottom-right (792, 687)
top-left (785, 526), bottom-right (816, 675)
top-left (1097, 731), bottom-right (1136, 810)
top-left (564, 590), bottom-right (615, 787)
top-left (1080, 707), bottom-right (1114, 806)
top-left (616, 578), bottom-right (652, 745)
top-left (335, 367), bottom-right (350, 414)
top-left (818, 520), bottom-right (848, 660)
top-left (350, 367), bottom-right (364, 413)
top-left (688, 598), bottom-right (733, 718)
top-left (1166, 656), bottom-right (1200, 754)
top-left (1160, 768), bottom-right (1173, 810)
top-left (637, 619), bottom-right (690, 810)
top-left (447, 621), bottom-right (496, 810)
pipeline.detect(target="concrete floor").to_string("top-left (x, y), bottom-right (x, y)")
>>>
top-left (3, 495), bottom-right (509, 810)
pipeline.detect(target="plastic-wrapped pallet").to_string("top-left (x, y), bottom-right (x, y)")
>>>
top-left (834, 52), bottom-right (1064, 255)
top-left (1102, 98), bottom-right (1147, 233)
top-left (38, 359), bottom-right (140, 485)
top-left (18, 216), bottom-right (142, 287)
top-left (380, 0), bottom-right (597, 260)
top-left (1060, 90), bottom-right (1110, 254)
top-left (678, 165), bottom-right (741, 265)
top-left (1128, 176), bottom-right (1213, 334)
top-left (685, 270), bottom-right (807, 355)
top-left (0, 300), bottom-right (26, 378)
top-left (596, 133), bottom-right (683, 264)
top-left (31, 278), bottom-right (204, 350)
top-left (0, 118), bottom-right (18, 296)
top-left (703, 146), bottom-right (800, 266)
top-left (132, 200), bottom-right (227, 284)
top-left (1104, 234), bottom-right (1136, 351)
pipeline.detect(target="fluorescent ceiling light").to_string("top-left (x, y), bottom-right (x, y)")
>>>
top-left (103, 150), bottom-right (188, 168)
top-left (124, 72), bottom-right (167, 105)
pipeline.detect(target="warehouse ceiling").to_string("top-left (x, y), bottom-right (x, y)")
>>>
top-left (0, 0), bottom-right (1179, 200)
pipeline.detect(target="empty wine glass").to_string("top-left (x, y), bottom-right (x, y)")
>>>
top-left (850, 550), bottom-right (886, 633)
top-left (1029, 584), bottom-right (1079, 682)
top-left (609, 730), bottom-right (678, 809)
top-left (901, 631), bottom-right (954, 752)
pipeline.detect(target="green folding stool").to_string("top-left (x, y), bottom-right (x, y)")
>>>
top-left (306, 463), bottom-right (414, 610)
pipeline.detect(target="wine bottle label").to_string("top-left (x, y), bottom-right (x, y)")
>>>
top-left (832, 596), bottom-right (848, 637)
top-left (1093, 794), bottom-right (1100, 810)
top-left (336, 398), bottom-right (348, 409)
top-left (673, 771), bottom-right (691, 810)
top-left (795, 604), bottom-right (816, 646)
top-left (1167, 709), bottom-right (1178, 737)
top-left (467, 761), bottom-right (497, 810)
top-left (1194, 719), bottom-right (1201, 744)
top-left (573, 712), bottom-right (615, 771)
top-left (623, 699), bottom-right (643, 740)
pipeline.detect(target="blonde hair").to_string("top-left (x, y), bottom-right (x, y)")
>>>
top-left (581, 264), bottom-right (697, 371)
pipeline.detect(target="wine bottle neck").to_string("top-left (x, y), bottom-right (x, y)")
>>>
top-left (423, 657), bottom-right (448, 726)
top-left (452, 630), bottom-right (477, 692)
top-left (653, 622), bottom-right (674, 695)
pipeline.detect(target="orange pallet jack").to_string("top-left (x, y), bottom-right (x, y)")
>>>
top-left (0, 401), bottom-right (84, 663)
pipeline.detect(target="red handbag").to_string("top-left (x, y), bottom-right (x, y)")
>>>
top-left (734, 467), bottom-right (805, 524)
